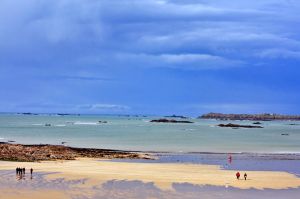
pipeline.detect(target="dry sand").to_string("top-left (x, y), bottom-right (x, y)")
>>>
top-left (1, 158), bottom-right (300, 191)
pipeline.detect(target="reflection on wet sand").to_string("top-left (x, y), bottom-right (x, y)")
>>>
top-left (0, 169), bottom-right (300, 199)
top-left (1, 156), bottom-right (300, 199)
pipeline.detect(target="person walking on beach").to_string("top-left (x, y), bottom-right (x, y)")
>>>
top-left (22, 168), bottom-right (25, 174)
top-left (236, 172), bottom-right (240, 180)
top-left (16, 167), bottom-right (23, 180)
top-left (17, 167), bottom-right (21, 175)
top-left (228, 154), bottom-right (232, 164)
top-left (30, 168), bottom-right (33, 175)
top-left (244, 173), bottom-right (247, 180)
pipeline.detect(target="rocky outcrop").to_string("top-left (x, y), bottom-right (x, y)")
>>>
top-left (200, 113), bottom-right (300, 121)
top-left (218, 123), bottom-right (263, 128)
top-left (253, 122), bottom-right (262, 125)
top-left (0, 143), bottom-right (151, 162)
top-left (164, 115), bottom-right (188, 119)
top-left (150, 119), bottom-right (193, 123)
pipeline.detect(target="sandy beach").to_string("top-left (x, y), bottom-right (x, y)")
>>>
top-left (1, 157), bottom-right (300, 199)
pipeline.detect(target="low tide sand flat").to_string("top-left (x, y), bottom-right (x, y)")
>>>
top-left (0, 189), bottom-right (70, 199)
top-left (1, 158), bottom-right (300, 190)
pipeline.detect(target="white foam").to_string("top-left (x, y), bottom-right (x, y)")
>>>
top-left (184, 128), bottom-right (195, 131)
top-left (0, 137), bottom-right (4, 140)
top-left (74, 122), bottom-right (98, 125)
top-left (55, 124), bottom-right (66, 127)
top-left (32, 124), bottom-right (43, 126)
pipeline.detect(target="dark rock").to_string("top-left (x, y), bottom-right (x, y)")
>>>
top-left (0, 143), bottom-right (151, 162)
top-left (218, 123), bottom-right (263, 128)
top-left (253, 122), bottom-right (262, 125)
top-left (150, 119), bottom-right (193, 123)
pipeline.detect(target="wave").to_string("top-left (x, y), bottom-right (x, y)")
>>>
top-left (74, 122), bottom-right (99, 125)
top-left (32, 124), bottom-right (44, 126)
top-left (183, 128), bottom-right (195, 131)
top-left (55, 124), bottom-right (66, 127)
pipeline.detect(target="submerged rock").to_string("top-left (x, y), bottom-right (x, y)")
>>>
top-left (218, 123), bottom-right (263, 128)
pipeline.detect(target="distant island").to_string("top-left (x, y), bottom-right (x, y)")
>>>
top-left (150, 118), bottom-right (193, 123)
top-left (17, 112), bottom-right (80, 116)
top-left (199, 113), bottom-right (300, 121)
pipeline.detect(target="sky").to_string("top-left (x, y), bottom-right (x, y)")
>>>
top-left (1, 0), bottom-right (300, 116)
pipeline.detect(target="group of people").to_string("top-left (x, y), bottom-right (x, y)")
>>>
top-left (16, 167), bottom-right (33, 177)
top-left (236, 172), bottom-right (247, 180)
top-left (228, 155), bottom-right (248, 181)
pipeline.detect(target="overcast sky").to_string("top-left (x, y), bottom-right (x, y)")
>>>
top-left (1, 0), bottom-right (300, 116)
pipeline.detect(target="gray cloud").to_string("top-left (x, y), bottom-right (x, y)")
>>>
top-left (258, 49), bottom-right (300, 59)
top-left (1, 0), bottom-right (300, 71)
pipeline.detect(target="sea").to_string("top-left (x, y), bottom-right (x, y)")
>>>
top-left (0, 114), bottom-right (300, 153)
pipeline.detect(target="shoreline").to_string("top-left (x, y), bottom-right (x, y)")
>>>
top-left (1, 143), bottom-right (300, 198)
top-left (1, 158), bottom-right (300, 190)
top-left (1, 142), bottom-right (300, 162)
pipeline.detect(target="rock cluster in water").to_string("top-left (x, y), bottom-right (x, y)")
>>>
top-left (200, 113), bottom-right (300, 121)
top-left (218, 123), bottom-right (263, 128)
top-left (150, 119), bottom-right (193, 123)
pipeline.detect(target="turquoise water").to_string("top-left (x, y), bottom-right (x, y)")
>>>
top-left (0, 114), bottom-right (300, 153)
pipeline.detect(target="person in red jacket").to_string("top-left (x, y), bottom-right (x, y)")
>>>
top-left (236, 172), bottom-right (240, 180)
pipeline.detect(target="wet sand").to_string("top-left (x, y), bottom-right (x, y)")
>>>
top-left (1, 157), bottom-right (300, 199)
top-left (1, 158), bottom-right (300, 190)
top-left (0, 189), bottom-right (69, 199)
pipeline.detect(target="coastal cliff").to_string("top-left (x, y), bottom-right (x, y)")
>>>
top-left (199, 113), bottom-right (300, 121)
